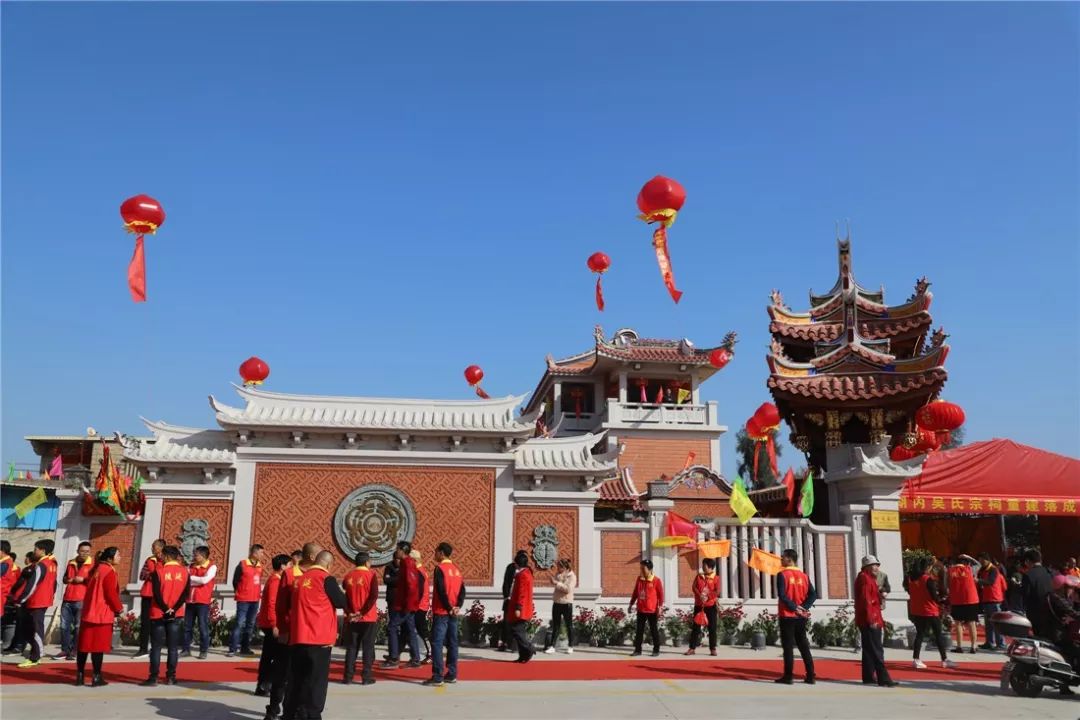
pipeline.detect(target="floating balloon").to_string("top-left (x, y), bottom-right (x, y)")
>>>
top-left (120, 194), bottom-right (166, 303)
top-left (464, 365), bottom-right (489, 399)
top-left (587, 252), bottom-right (611, 311)
top-left (637, 175), bottom-right (686, 304)
top-left (239, 356), bottom-right (270, 386)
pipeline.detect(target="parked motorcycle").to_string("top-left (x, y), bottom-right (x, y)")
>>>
top-left (991, 610), bottom-right (1080, 697)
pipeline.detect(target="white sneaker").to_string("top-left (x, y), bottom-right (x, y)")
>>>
top-left (912, 660), bottom-right (927, 669)
top-left (565, 647), bottom-right (573, 654)
top-left (942, 659), bottom-right (957, 669)
top-left (543, 647), bottom-right (555, 654)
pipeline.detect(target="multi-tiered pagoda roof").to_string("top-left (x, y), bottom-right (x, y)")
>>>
top-left (766, 238), bottom-right (949, 467)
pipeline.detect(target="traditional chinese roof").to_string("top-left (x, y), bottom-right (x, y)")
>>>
top-left (209, 384), bottom-right (541, 436)
top-left (597, 468), bottom-right (644, 506)
top-left (513, 432), bottom-right (620, 475)
top-left (119, 420), bottom-right (237, 466)
top-left (823, 445), bottom-right (924, 482)
top-left (526, 326), bottom-right (737, 412)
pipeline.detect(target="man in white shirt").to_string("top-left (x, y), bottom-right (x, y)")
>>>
top-left (182, 546), bottom-right (217, 659)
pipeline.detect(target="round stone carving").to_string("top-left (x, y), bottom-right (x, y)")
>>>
top-left (333, 484), bottom-right (417, 566)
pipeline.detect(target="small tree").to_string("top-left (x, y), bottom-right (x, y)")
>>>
top-left (735, 429), bottom-right (784, 488)
top-left (941, 426), bottom-right (965, 450)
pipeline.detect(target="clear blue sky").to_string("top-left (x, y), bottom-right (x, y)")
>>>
top-left (3, 3), bottom-right (1078, 476)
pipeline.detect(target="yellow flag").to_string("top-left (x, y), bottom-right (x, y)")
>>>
top-left (698, 539), bottom-right (731, 559)
top-left (748, 547), bottom-right (783, 575)
top-left (14, 487), bottom-right (47, 519)
top-left (729, 478), bottom-right (758, 525)
top-left (677, 388), bottom-right (691, 404)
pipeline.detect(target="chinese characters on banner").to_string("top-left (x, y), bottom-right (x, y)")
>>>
top-left (898, 495), bottom-right (1078, 516)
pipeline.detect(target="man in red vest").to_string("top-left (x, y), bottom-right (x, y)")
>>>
top-left (508, 551), bottom-right (535, 663)
top-left (56, 541), bottom-right (94, 660)
top-left (256, 554), bottom-right (291, 697)
top-left (141, 545), bottom-right (189, 686)
top-left (268, 543), bottom-right (320, 720)
top-left (976, 552), bottom-right (1007, 651)
top-left (342, 550), bottom-right (379, 685)
top-left (381, 541), bottom-right (422, 669)
top-left (855, 555), bottom-right (897, 687)
top-left (12, 539), bottom-right (58, 668)
top-left (2, 551), bottom-right (33, 656)
top-left (629, 559), bottom-right (663, 657)
top-left (134, 538), bottom-right (166, 658)
top-left (411, 549), bottom-right (432, 663)
top-left (182, 545), bottom-right (216, 659)
top-left (687, 557), bottom-right (720, 656)
top-left (774, 548), bottom-right (816, 685)
top-left (0, 541), bottom-right (18, 649)
top-left (281, 550), bottom-right (347, 720)
top-left (424, 542), bottom-right (467, 686)
top-left (229, 543), bottom-right (266, 657)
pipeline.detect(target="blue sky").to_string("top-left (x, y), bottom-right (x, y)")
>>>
top-left (2, 2), bottom-right (1077, 476)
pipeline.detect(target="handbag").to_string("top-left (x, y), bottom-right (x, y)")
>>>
top-left (693, 610), bottom-right (707, 626)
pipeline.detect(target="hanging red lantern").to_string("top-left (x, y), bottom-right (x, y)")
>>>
top-left (745, 414), bottom-right (779, 481)
top-left (753, 402), bottom-right (782, 431)
top-left (908, 425), bottom-right (942, 454)
top-left (464, 365), bottom-right (489, 399)
top-left (636, 175), bottom-right (686, 304)
top-left (586, 252), bottom-right (611, 311)
top-left (239, 356), bottom-right (270, 386)
top-left (120, 194), bottom-right (166, 303)
top-left (708, 347), bottom-right (732, 369)
top-left (915, 399), bottom-right (966, 433)
top-left (890, 445), bottom-right (917, 461)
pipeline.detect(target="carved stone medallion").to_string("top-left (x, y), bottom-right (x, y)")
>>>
top-left (531, 524), bottom-right (559, 570)
top-left (178, 519), bottom-right (210, 564)
top-left (333, 484), bottom-right (417, 566)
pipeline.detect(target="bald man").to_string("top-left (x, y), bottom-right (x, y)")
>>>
top-left (281, 550), bottom-right (346, 720)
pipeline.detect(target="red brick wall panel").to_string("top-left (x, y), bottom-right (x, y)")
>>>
top-left (825, 534), bottom-right (850, 599)
top-left (601, 530), bottom-right (643, 597)
top-left (619, 438), bottom-right (712, 485)
top-left (89, 522), bottom-right (137, 587)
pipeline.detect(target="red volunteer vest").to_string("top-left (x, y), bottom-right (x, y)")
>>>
top-left (416, 565), bottom-right (430, 612)
top-left (977, 566), bottom-right (1005, 603)
top-left (948, 565), bottom-right (979, 605)
top-left (257, 571), bottom-right (283, 629)
top-left (140, 557), bottom-right (159, 598)
top-left (907, 574), bottom-right (940, 617)
top-left (343, 566), bottom-right (379, 622)
top-left (289, 566), bottom-right (338, 646)
top-left (777, 568), bottom-right (810, 618)
top-left (81, 563), bottom-right (124, 624)
top-left (0, 553), bottom-right (20, 608)
top-left (633, 575), bottom-right (663, 614)
top-left (26, 556), bottom-right (58, 609)
top-left (692, 573), bottom-right (720, 608)
top-left (432, 561), bottom-right (463, 616)
top-left (150, 561), bottom-right (190, 620)
top-left (63, 558), bottom-right (95, 602)
top-left (235, 559), bottom-right (264, 603)
top-left (189, 561), bottom-right (216, 604)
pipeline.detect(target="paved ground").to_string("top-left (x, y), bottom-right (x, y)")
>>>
top-left (2, 645), bottom-right (1076, 719)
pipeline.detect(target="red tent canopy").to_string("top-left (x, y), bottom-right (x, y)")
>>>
top-left (900, 439), bottom-right (1080, 517)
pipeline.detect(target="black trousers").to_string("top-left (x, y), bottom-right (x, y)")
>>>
top-left (779, 617), bottom-right (815, 679)
top-left (343, 622), bottom-right (375, 681)
top-left (27, 608), bottom-right (45, 662)
top-left (257, 629), bottom-right (279, 691)
top-left (911, 615), bottom-right (947, 661)
top-left (510, 621), bottom-right (534, 660)
top-left (266, 634), bottom-right (292, 717)
top-left (859, 626), bottom-right (892, 685)
top-left (414, 610), bottom-right (430, 650)
top-left (544, 603), bottom-right (574, 649)
top-left (149, 618), bottom-right (182, 679)
top-left (284, 645), bottom-right (331, 720)
top-left (688, 605), bottom-right (718, 650)
top-left (500, 599), bottom-right (514, 649)
top-left (137, 597), bottom-right (153, 653)
top-left (633, 612), bottom-right (660, 653)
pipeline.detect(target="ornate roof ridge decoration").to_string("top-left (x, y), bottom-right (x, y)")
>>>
top-left (666, 464), bottom-right (730, 492)
top-left (808, 236), bottom-right (885, 307)
top-left (768, 340), bottom-right (949, 377)
top-left (824, 445), bottom-right (925, 482)
top-left (597, 467), bottom-right (645, 505)
top-left (513, 431), bottom-right (620, 475)
top-left (119, 423), bottom-right (237, 466)
top-left (209, 384), bottom-right (541, 435)
top-left (769, 315), bottom-right (932, 343)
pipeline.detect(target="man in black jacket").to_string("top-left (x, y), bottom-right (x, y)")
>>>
top-left (1021, 549), bottom-right (1055, 639)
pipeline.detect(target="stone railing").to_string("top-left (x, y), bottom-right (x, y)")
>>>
top-left (603, 400), bottom-right (718, 429)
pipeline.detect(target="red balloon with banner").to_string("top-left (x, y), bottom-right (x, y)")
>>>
top-left (464, 365), bottom-right (490, 399)
top-left (239, 356), bottom-right (270, 386)
top-left (587, 252), bottom-right (611, 311)
top-left (120, 194), bottom-right (166, 303)
top-left (637, 175), bottom-right (686, 304)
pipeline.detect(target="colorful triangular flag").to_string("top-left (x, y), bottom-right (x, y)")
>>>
top-left (799, 470), bottom-right (815, 518)
top-left (14, 486), bottom-right (47, 519)
top-left (730, 477), bottom-right (759, 525)
top-left (781, 468), bottom-right (796, 514)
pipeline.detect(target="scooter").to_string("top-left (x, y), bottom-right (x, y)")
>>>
top-left (991, 611), bottom-right (1080, 698)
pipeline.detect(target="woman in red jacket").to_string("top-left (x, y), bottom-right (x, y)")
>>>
top-left (76, 547), bottom-right (124, 687)
top-left (629, 559), bottom-right (664, 657)
top-left (508, 552), bottom-right (535, 663)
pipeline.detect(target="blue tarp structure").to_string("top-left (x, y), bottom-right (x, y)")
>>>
top-left (1, 486), bottom-right (60, 530)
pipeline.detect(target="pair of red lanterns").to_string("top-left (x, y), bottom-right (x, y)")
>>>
top-left (890, 399), bottom-right (966, 460)
top-left (585, 175), bottom-right (688, 312)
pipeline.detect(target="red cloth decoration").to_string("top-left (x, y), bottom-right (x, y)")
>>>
top-left (916, 400), bottom-right (966, 433)
top-left (120, 195), bottom-right (165, 303)
top-left (890, 445), bottom-right (917, 461)
top-left (464, 365), bottom-right (489, 399)
top-left (569, 388), bottom-right (584, 418)
top-left (636, 175), bottom-right (686, 304)
top-left (587, 252), bottom-right (611, 311)
top-left (636, 378), bottom-right (648, 403)
top-left (781, 468), bottom-right (797, 514)
top-left (746, 415), bottom-right (779, 480)
top-left (239, 356), bottom-right (270, 386)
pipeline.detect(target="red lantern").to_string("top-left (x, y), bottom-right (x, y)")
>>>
top-left (120, 194), bottom-right (166, 303)
top-left (915, 400), bottom-right (966, 433)
top-left (745, 414), bottom-right (779, 480)
top-left (587, 252), bottom-right (611, 311)
top-left (239, 357), bottom-right (270, 386)
top-left (753, 402), bottom-right (782, 431)
top-left (708, 347), bottom-right (732, 369)
top-left (464, 365), bottom-right (489, 399)
top-left (636, 175), bottom-right (687, 304)
top-left (909, 426), bottom-right (942, 454)
top-left (890, 445), bottom-right (917, 461)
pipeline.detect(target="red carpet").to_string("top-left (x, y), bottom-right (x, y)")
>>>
top-left (0, 658), bottom-right (999, 685)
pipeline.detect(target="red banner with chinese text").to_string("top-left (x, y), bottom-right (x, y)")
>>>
top-left (898, 494), bottom-right (1079, 516)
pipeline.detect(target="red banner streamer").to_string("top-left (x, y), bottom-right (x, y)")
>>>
top-left (652, 226), bottom-right (683, 304)
top-left (474, 386), bottom-right (490, 400)
top-left (595, 276), bottom-right (605, 311)
top-left (127, 235), bottom-right (147, 303)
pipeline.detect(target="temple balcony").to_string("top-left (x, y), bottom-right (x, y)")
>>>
top-left (602, 399), bottom-right (724, 432)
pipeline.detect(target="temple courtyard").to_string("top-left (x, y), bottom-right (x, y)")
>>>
top-left (2, 646), bottom-right (1076, 719)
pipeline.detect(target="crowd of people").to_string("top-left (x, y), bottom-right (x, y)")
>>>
top-left (1, 536), bottom-right (1078, 716)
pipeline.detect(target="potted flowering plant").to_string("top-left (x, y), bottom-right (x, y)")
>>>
top-left (464, 600), bottom-right (485, 645)
top-left (600, 606), bottom-right (630, 646)
top-left (209, 600), bottom-right (235, 647)
top-left (375, 609), bottom-right (389, 645)
top-left (482, 615), bottom-right (502, 648)
top-left (116, 611), bottom-right (140, 646)
top-left (717, 603), bottom-right (745, 645)
top-left (753, 609), bottom-right (779, 646)
top-left (664, 608), bottom-right (691, 647)
top-left (573, 606), bottom-right (596, 646)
